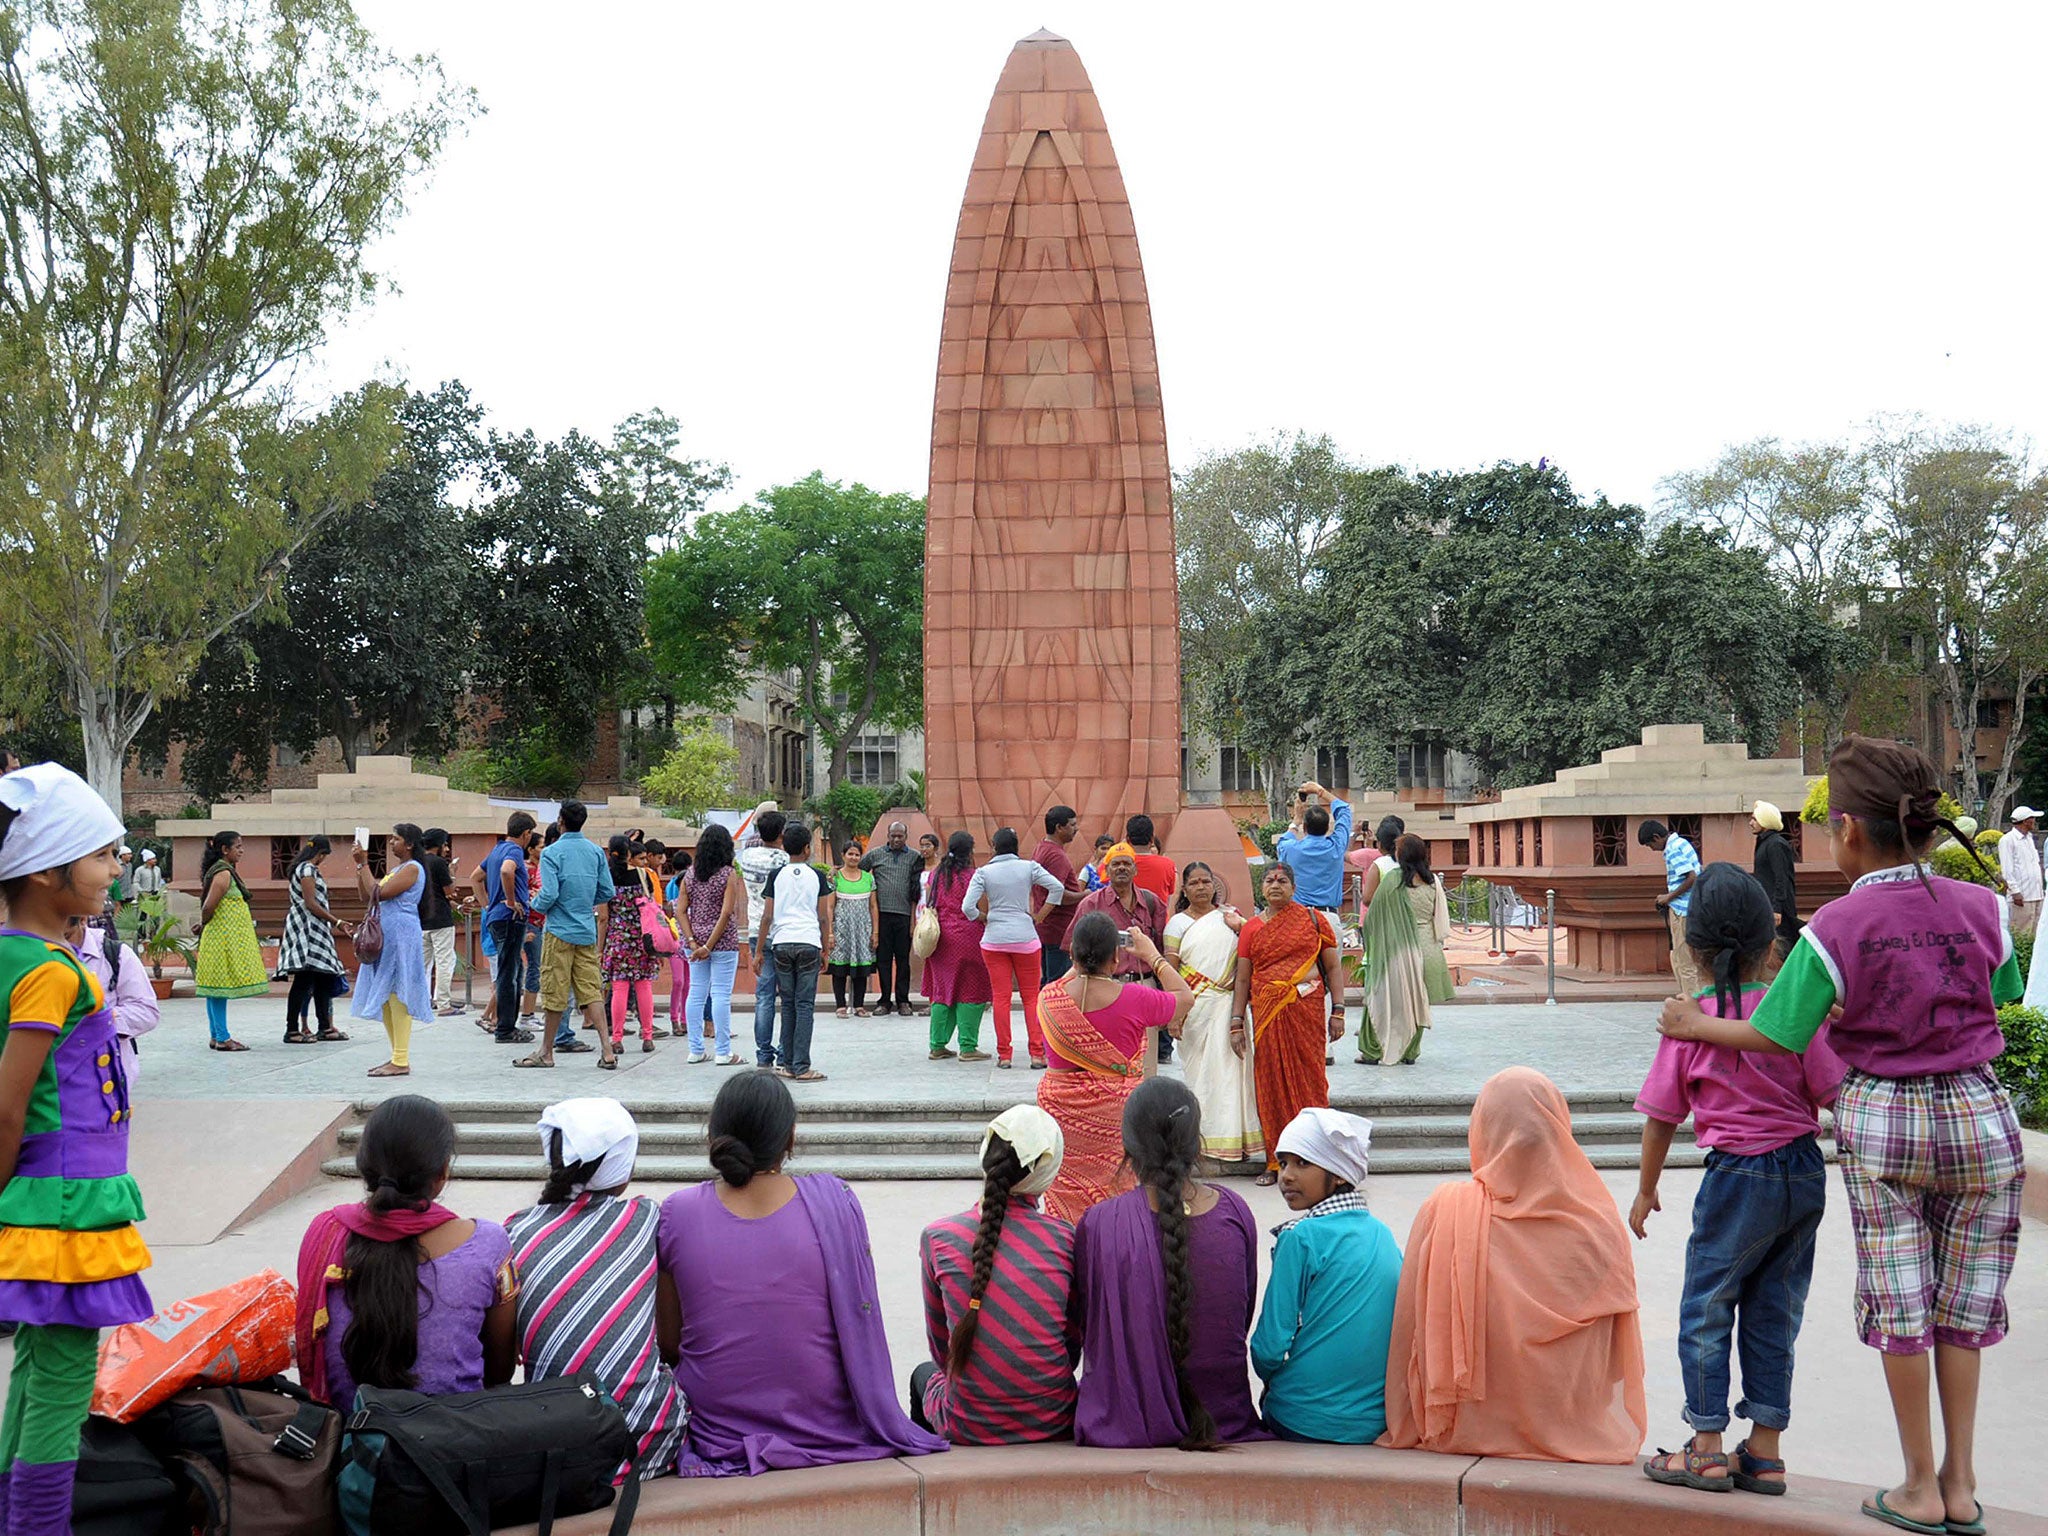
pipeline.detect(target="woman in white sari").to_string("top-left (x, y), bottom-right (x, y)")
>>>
top-left (1358, 834), bottom-right (1453, 1066)
top-left (1163, 862), bottom-right (1262, 1165)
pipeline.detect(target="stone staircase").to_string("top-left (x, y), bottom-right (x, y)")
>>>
top-left (321, 1089), bottom-right (1818, 1182)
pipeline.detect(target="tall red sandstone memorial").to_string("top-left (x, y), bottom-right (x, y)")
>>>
top-left (926, 29), bottom-right (1240, 878)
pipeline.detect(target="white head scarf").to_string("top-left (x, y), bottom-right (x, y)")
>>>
top-left (981, 1104), bottom-right (1064, 1198)
top-left (1276, 1107), bottom-right (1374, 1187)
top-left (537, 1097), bottom-right (639, 1196)
top-left (0, 765), bottom-right (125, 883)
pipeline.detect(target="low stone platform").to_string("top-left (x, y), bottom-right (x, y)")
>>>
top-left (501, 1443), bottom-right (2048, 1536)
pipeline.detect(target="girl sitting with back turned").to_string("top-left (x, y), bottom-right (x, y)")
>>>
top-left (1070, 1077), bottom-right (1265, 1448)
top-left (1634, 863), bottom-right (1843, 1497)
top-left (1251, 1108), bottom-right (1402, 1444)
top-left (912, 1105), bottom-right (1077, 1444)
top-left (505, 1097), bottom-right (686, 1480)
top-left (655, 1071), bottom-right (946, 1475)
top-left (1658, 736), bottom-right (2024, 1535)
top-left (295, 1095), bottom-right (518, 1413)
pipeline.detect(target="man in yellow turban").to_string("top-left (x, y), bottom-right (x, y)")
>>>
top-left (1749, 800), bottom-right (1800, 959)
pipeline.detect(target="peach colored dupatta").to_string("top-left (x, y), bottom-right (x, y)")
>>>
top-left (1381, 1067), bottom-right (1648, 1464)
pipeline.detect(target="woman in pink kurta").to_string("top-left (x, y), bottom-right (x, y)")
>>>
top-left (922, 834), bottom-right (992, 1061)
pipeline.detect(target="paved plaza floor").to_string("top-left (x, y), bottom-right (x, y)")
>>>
top-left (31, 994), bottom-right (2043, 1514)
top-left (135, 994), bottom-right (1668, 1108)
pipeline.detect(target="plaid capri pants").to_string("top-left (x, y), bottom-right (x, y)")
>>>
top-left (1833, 1064), bottom-right (2025, 1355)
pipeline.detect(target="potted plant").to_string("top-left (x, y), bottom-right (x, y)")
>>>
top-left (135, 894), bottom-right (194, 1000)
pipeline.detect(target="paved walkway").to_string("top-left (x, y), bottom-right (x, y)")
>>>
top-left (137, 996), bottom-right (1665, 1109)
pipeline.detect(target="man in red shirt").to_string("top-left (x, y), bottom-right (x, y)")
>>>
top-left (1124, 813), bottom-right (1176, 907)
top-left (1032, 804), bottom-right (1088, 985)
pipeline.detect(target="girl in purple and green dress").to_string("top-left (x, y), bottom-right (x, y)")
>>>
top-left (0, 764), bottom-right (153, 1536)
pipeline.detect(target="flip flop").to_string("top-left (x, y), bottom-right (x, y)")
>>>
top-left (1946, 1502), bottom-right (1987, 1536)
top-left (366, 1062), bottom-right (409, 1077)
top-left (511, 1054), bottom-right (555, 1069)
top-left (1862, 1491), bottom-right (1948, 1535)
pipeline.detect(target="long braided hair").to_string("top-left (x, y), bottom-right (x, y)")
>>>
top-left (1121, 1076), bottom-right (1219, 1451)
top-left (944, 1136), bottom-right (1028, 1378)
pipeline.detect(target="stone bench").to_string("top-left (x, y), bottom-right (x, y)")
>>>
top-left (504, 1441), bottom-right (2048, 1536)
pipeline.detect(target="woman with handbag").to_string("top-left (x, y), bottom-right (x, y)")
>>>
top-left (296, 1095), bottom-right (517, 1412)
top-left (602, 843), bottom-right (666, 1055)
top-left (922, 833), bottom-right (992, 1063)
top-left (351, 824), bottom-right (434, 1079)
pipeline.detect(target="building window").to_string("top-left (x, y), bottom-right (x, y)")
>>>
top-left (1976, 699), bottom-right (2004, 729)
top-left (1315, 746), bottom-right (1352, 791)
top-left (1669, 814), bottom-right (1703, 855)
top-left (845, 732), bottom-right (899, 787)
top-left (1452, 838), bottom-right (1471, 867)
top-left (1514, 820), bottom-right (1525, 867)
top-left (270, 838), bottom-right (300, 880)
top-left (1533, 820), bottom-right (1543, 866)
top-left (1490, 824), bottom-right (1501, 864)
top-left (1219, 746), bottom-right (1262, 794)
top-left (1593, 816), bottom-right (1628, 867)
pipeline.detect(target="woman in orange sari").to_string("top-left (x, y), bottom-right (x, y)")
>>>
top-left (1037, 913), bottom-right (1194, 1223)
top-left (1231, 862), bottom-right (1347, 1186)
top-left (1380, 1066), bottom-right (1648, 1463)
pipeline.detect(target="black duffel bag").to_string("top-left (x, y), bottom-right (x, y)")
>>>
top-left (338, 1374), bottom-right (639, 1536)
top-left (73, 1415), bottom-right (177, 1536)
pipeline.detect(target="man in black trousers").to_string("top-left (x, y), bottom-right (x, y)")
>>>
top-left (861, 821), bottom-right (925, 1016)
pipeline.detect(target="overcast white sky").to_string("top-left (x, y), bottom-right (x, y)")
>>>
top-left (317, 2), bottom-right (2048, 515)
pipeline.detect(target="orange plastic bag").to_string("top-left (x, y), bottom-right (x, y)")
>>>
top-left (91, 1268), bottom-right (296, 1422)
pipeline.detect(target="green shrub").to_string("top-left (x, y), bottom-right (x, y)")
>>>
top-left (1803, 775), bottom-right (1968, 831)
top-left (2016, 927), bottom-right (2034, 983)
top-left (1994, 1003), bottom-right (2048, 1125)
top-left (640, 727), bottom-right (739, 822)
top-left (1242, 818), bottom-right (1287, 862)
top-left (1931, 842), bottom-right (2000, 888)
top-left (810, 781), bottom-right (887, 851)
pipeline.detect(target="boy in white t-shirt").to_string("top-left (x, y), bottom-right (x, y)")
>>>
top-left (754, 821), bottom-right (833, 1082)
top-left (736, 810), bottom-right (790, 1067)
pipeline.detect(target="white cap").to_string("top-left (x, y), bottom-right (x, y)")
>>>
top-left (2015, 806), bottom-right (2042, 823)
top-left (140, 849), bottom-right (157, 862)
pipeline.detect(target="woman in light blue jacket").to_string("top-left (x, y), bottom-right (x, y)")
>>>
top-left (963, 827), bottom-right (1068, 1070)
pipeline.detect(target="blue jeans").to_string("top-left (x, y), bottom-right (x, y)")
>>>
top-left (687, 949), bottom-right (739, 1057)
top-left (753, 949), bottom-right (780, 1066)
top-left (1677, 1135), bottom-right (1825, 1432)
top-left (773, 943), bottom-right (821, 1076)
top-left (1040, 945), bottom-right (1072, 986)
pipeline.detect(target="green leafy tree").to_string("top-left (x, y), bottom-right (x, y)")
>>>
top-left (640, 725), bottom-right (740, 821)
top-left (1174, 433), bottom-right (1358, 815)
top-left (0, 0), bottom-right (472, 811)
top-left (646, 473), bottom-right (923, 789)
top-left (1660, 437), bottom-right (1887, 759)
top-left (138, 382), bottom-right (488, 795)
top-left (1865, 419), bottom-right (2048, 818)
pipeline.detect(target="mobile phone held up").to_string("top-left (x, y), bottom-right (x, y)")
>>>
top-left (354, 827), bottom-right (371, 851)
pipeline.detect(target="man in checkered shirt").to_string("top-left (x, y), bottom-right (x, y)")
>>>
top-left (1639, 820), bottom-right (1703, 995)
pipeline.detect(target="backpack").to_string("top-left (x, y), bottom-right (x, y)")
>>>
top-left (133, 1377), bottom-right (341, 1536)
top-left (339, 1375), bottom-right (637, 1536)
top-left (73, 1416), bottom-right (176, 1536)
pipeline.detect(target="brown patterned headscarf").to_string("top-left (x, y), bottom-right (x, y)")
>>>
top-left (1827, 733), bottom-right (1992, 895)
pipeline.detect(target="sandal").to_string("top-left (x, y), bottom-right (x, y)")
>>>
top-left (1946, 1501), bottom-right (1987, 1536)
top-left (366, 1062), bottom-right (409, 1077)
top-left (789, 1069), bottom-right (826, 1082)
top-left (598, 1053), bottom-right (618, 1070)
top-left (208, 1039), bottom-right (249, 1052)
top-left (1643, 1438), bottom-right (1733, 1492)
top-left (855, 1007), bottom-right (872, 1018)
top-left (512, 1053), bottom-right (555, 1068)
top-left (1731, 1438), bottom-right (1786, 1496)
top-left (1254, 1170), bottom-right (1279, 1186)
top-left (642, 1037), bottom-right (656, 1053)
top-left (314, 1028), bottom-right (350, 1042)
top-left (282, 1031), bottom-right (314, 1045)
top-left (1860, 1491), bottom-right (1946, 1534)
top-left (836, 1007), bottom-right (850, 1018)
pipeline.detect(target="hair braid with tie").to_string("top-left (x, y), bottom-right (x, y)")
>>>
top-left (1122, 1077), bottom-right (1219, 1451)
top-left (945, 1137), bottom-right (1026, 1378)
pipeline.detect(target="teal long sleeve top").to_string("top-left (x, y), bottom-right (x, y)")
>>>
top-left (1250, 1207), bottom-right (1402, 1443)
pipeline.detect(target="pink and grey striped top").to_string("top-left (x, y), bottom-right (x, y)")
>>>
top-left (505, 1193), bottom-right (687, 1479)
top-left (918, 1198), bottom-right (1078, 1444)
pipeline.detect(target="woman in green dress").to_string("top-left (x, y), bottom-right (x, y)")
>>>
top-left (193, 830), bottom-right (266, 1051)
top-left (1357, 834), bottom-right (1452, 1066)
top-left (830, 840), bottom-right (878, 1016)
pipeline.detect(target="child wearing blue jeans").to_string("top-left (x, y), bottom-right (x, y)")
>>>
top-left (1634, 863), bottom-right (1845, 1497)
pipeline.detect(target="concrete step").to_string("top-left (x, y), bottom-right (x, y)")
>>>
top-left (320, 1142), bottom-right (1721, 1184)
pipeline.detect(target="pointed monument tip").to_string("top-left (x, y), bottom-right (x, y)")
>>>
top-left (1020, 26), bottom-right (1069, 44)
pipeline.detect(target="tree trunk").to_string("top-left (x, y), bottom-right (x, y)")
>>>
top-left (77, 687), bottom-right (150, 821)
top-left (1983, 674), bottom-right (2040, 827)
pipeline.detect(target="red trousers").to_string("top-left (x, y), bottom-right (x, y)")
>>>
top-left (982, 947), bottom-right (1044, 1060)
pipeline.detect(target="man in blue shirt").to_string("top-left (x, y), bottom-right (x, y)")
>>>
top-left (1276, 780), bottom-right (1353, 914)
top-left (1638, 819), bottom-right (1703, 996)
top-left (520, 800), bottom-right (616, 1067)
top-left (481, 811), bottom-right (537, 1045)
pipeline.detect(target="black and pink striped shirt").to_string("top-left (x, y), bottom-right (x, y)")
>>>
top-left (918, 1198), bottom-right (1078, 1444)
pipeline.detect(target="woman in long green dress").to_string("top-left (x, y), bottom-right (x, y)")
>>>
top-left (193, 830), bottom-right (267, 1051)
top-left (1357, 834), bottom-right (1452, 1066)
